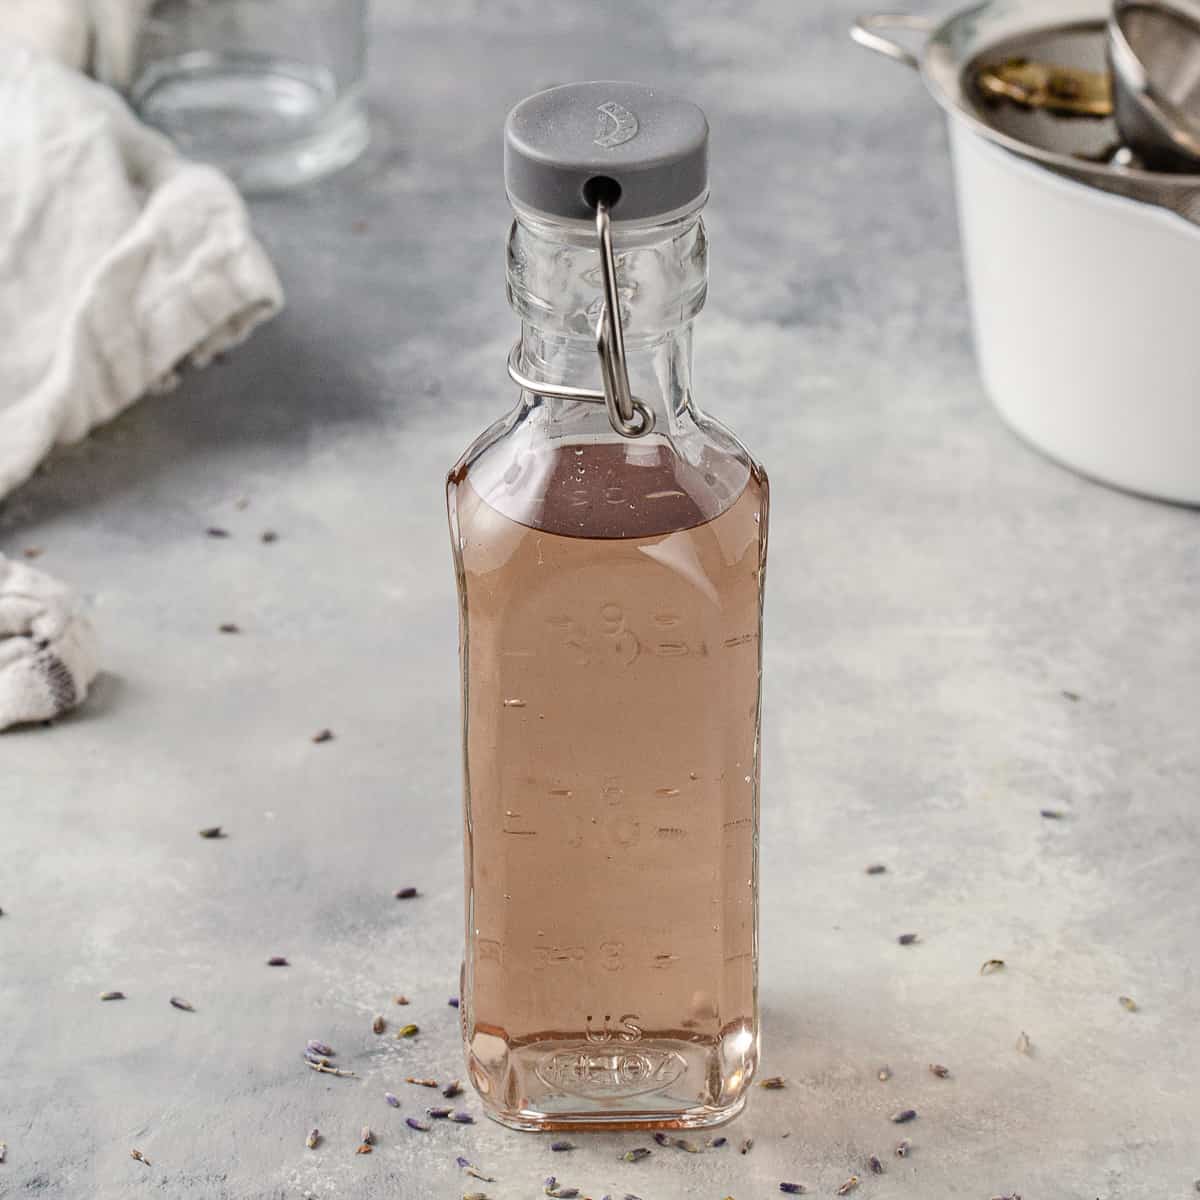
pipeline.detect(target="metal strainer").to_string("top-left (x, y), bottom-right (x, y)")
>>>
top-left (852, 3), bottom-right (1200, 226)
top-left (1109, 0), bottom-right (1200, 172)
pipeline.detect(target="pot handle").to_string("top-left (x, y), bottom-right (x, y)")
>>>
top-left (850, 13), bottom-right (938, 72)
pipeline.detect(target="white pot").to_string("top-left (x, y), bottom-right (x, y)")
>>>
top-left (854, 3), bottom-right (1200, 504)
top-left (951, 122), bottom-right (1200, 504)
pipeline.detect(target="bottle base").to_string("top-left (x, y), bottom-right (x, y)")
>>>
top-left (480, 1088), bottom-right (748, 1133)
top-left (467, 1029), bottom-right (756, 1133)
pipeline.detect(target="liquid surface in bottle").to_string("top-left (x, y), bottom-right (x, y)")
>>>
top-left (449, 440), bottom-right (767, 1130)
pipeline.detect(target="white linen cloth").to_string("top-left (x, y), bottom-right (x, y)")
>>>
top-left (0, 45), bottom-right (283, 500)
top-left (0, 14), bottom-right (284, 727)
top-left (0, 0), bottom-right (155, 86)
top-left (0, 555), bottom-right (98, 728)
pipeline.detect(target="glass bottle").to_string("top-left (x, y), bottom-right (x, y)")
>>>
top-left (447, 83), bottom-right (768, 1131)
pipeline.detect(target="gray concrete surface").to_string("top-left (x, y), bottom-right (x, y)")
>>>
top-left (2, 1), bottom-right (1199, 1196)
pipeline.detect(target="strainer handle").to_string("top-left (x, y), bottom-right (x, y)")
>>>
top-left (850, 13), bottom-right (938, 72)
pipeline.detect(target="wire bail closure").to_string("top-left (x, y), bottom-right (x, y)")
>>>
top-left (506, 200), bottom-right (655, 439)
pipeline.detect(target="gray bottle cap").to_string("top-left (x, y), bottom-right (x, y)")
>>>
top-left (505, 81), bottom-right (709, 223)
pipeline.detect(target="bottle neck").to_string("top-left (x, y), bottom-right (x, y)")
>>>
top-left (517, 322), bottom-right (694, 430)
top-left (507, 206), bottom-right (707, 437)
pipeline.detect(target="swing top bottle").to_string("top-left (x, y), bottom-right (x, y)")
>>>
top-left (447, 82), bottom-right (768, 1130)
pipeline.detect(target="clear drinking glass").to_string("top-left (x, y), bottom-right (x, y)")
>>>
top-left (447, 170), bottom-right (769, 1127)
top-left (127, 0), bottom-right (369, 191)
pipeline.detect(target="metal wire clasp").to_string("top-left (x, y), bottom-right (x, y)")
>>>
top-left (506, 200), bottom-right (655, 439)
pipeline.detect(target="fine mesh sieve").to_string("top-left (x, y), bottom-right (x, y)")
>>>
top-left (1108, 0), bottom-right (1200, 172)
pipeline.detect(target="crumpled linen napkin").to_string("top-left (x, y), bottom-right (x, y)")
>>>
top-left (0, 554), bottom-right (98, 729)
top-left (0, 45), bottom-right (284, 500)
top-left (0, 0), bottom-right (88, 70)
top-left (0, 0), bottom-right (155, 88)
top-left (0, 17), bottom-right (284, 727)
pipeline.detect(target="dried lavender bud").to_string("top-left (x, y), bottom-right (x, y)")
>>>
top-left (218, 623), bottom-right (240, 634)
top-left (395, 1023), bottom-right (419, 1038)
top-left (891, 1108), bottom-right (918, 1124)
top-left (206, 527), bottom-right (230, 538)
top-left (406, 1118), bottom-right (430, 1132)
top-left (384, 1092), bottom-right (400, 1107)
top-left (865, 863), bottom-right (887, 875)
top-left (877, 1065), bottom-right (892, 1081)
top-left (130, 1148), bottom-right (151, 1166)
top-left (407, 1077), bottom-right (438, 1087)
top-left (1040, 808), bottom-right (1065, 819)
top-left (543, 1179), bottom-right (580, 1199)
top-left (739, 1137), bottom-right (754, 1154)
top-left (311, 728), bottom-right (334, 743)
top-left (395, 995), bottom-right (410, 1005)
top-left (306, 1129), bottom-right (320, 1149)
top-left (360, 1126), bottom-right (374, 1146)
top-left (550, 1140), bottom-right (575, 1152)
top-left (623, 1147), bottom-right (652, 1162)
top-left (1062, 689), bottom-right (1080, 701)
top-left (302, 1052), bottom-right (330, 1067)
top-left (1119, 995), bottom-right (1138, 1012)
top-left (372, 1015), bottom-right (386, 1034)
top-left (929, 1063), bottom-right (950, 1078)
top-left (261, 530), bottom-right (278, 543)
top-left (988, 1194), bottom-right (1023, 1200)
top-left (267, 956), bottom-right (289, 966)
top-left (673, 1137), bottom-right (700, 1153)
top-left (897, 933), bottom-right (920, 945)
top-left (780, 1185), bottom-right (808, 1194)
top-left (894, 1138), bottom-right (911, 1157)
top-left (99, 991), bottom-right (125, 1001)
top-left (708, 1137), bottom-right (727, 1148)
top-left (458, 1157), bottom-right (496, 1181)
top-left (427, 1105), bottom-right (452, 1119)
top-left (355, 1143), bottom-right (373, 1154)
top-left (979, 958), bottom-right (1006, 974)
top-left (835, 1177), bottom-right (859, 1195)
top-left (868, 1154), bottom-right (884, 1174)
top-left (449, 997), bottom-right (460, 1007)
top-left (198, 826), bottom-right (224, 838)
top-left (1015, 1031), bottom-right (1032, 1055)
top-left (169, 996), bottom-right (194, 1011)
top-left (652, 1132), bottom-right (669, 1147)
top-left (450, 1111), bottom-right (475, 1124)
top-left (307, 1040), bottom-right (334, 1056)
top-left (760, 1075), bottom-right (786, 1089)
top-left (394, 887), bottom-right (418, 899)
top-left (306, 1061), bottom-right (355, 1077)
top-left (442, 1080), bottom-right (463, 1098)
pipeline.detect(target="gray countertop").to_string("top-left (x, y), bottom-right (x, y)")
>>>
top-left (3, 2), bottom-right (1199, 1197)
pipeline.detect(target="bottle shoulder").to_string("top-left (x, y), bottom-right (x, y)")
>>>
top-left (448, 404), bottom-right (762, 541)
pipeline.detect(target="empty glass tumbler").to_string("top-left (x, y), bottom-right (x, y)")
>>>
top-left (125, 0), bottom-right (369, 191)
